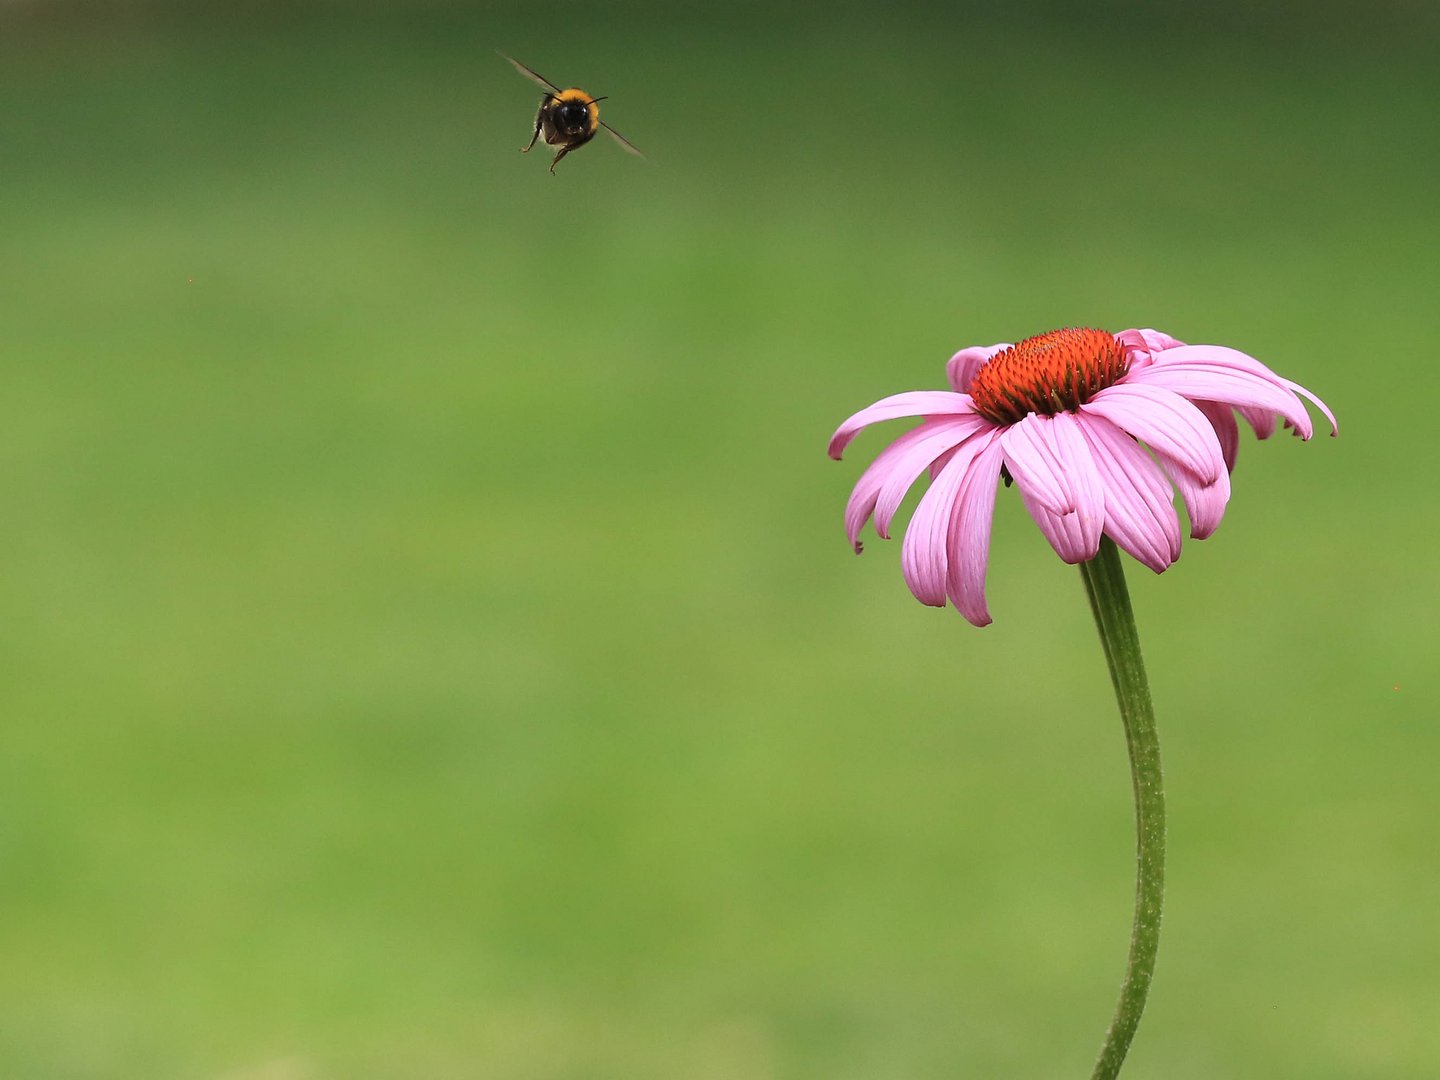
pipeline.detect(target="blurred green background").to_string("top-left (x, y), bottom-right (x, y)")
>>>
top-left (1, 1), bottom-right (1436, 1076)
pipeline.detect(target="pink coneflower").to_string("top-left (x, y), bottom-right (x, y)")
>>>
top-left (829, 327), bottom-right (1336, 626)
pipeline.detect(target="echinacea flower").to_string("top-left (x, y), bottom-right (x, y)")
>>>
top-left (829, 327), bottom-right (1335, 626)
top-left (829, 328), bottom-right (1334, 1077)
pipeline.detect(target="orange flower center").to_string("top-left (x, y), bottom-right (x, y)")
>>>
top-left (969, 327), bottom-right (1129, 425)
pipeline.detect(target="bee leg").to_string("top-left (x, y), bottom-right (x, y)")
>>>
top-left (547, 145), bottom-right (573, 174)
top-left (521, 110), bottom-right (542, 153)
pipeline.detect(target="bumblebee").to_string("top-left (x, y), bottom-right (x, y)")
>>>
top-left (501, 53), bottom-right (643, 173)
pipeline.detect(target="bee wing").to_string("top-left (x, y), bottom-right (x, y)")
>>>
top-left (499, 52), bottom-right (561, 94)
top-left (600, 121), bottom-right (645, 158)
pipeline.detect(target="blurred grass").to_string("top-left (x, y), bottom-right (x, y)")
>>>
top-left (1, 1), bottom-right (1437, 1077)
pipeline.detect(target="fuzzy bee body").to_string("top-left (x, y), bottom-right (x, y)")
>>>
top-left (530, 88), bottom-right (600, 169)
top-left (501, 53), bottom-right (643, 174)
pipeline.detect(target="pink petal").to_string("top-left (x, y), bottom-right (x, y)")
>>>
top-left (1127, 336), bottom-right (1335, 439)
top-left (1192, 400), bottom-right (1240, 472)
top-left (1006, 414), bottom-right (1105, 564)
top-left (900, 436), bottom-right (992, 607)
top-left (945, 435), bottom-right (1005, 626)
top-left (873, 420), bottom-right (987, 541)
top-left (843, 418), bottom-right (984, 551)
top-left (1135, 344), bottom-right (1316, 438)
top-left (828, 391), bottom-right (980, 460)
top-left (1284, 378), bottom-right (1338, 436)
top-left (1236, 403), bottom-right (1278, 440)
top-left (1076, 415), bottom-right (1182, 573)
top-left (1123, 364), bottom-right (1319, 440)
top-left (999, 415), bottom-right (1074, 515)
top-left (1152, 342), bottom-right (1288, 381)
top-left (1080, 383), bottom-right (1226, 485)
top-left (928, 445), bottom-right (960, 479)
top-left (947, 343), bottom-right (1010, 393)
top-left (1153, 446), bottom-right (1231, 539)
top-left (1115, 327), bottom-right (1186, 371)
top-left (1116, 327), bottom-right (1186, 354)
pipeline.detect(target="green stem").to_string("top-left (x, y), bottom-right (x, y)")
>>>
top-left (1078, 537), bottom-right (1166, 1080)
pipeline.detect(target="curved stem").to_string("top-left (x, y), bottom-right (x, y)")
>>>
top-left (1079, 537), bottom-right (1166, 1080)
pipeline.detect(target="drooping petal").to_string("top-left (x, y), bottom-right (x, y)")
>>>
top-left (1284, 378), bottom-right (1338, 436)
top-left (1133, 344), bottom-right (1317, 439)
top-left (842, 418), bottom-right (984, 551)
top-left (1076, 414), bottom-right (1182, 573)
top-left (945, 434), bottom-right (1005, 626)
top-left (1018, 491), bottom-right (1093, 566)
top-left (1006, 414), bottom-right (1105, 564)
top-left (998, 415), bottom-right (1072, 515)
top-left (946, 343), bottom-right (1010, 393)
top-left (1080, 383), bottom-right (1226, 485)
top-left (1117, 335), bottom-right (1337, 445)
top-left (1153, 446), bottom-right (1232, 539)
top-left (828, 391), bottom-right (981, 459)
top-left (928, 445), bottom-right (960, 479)
top-left (1192, 399), bottom-right (1240, 472)
top-left (1150, 342), bottom-right (1288, 380)
top-left (873, 420), bottom-right (988, 540)
top-left (1123, 360), bottom-right (1319, 434)
top-left (900, 436), bottom-right (993, 607)
top-left (1236, 403), bottom-right (1278, 440)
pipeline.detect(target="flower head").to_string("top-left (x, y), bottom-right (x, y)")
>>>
top-left (829, 327), bottom-right (1335, 626)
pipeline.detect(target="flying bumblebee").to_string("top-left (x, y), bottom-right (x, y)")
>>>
top-left (500, 53), bottom-right (644, 174)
